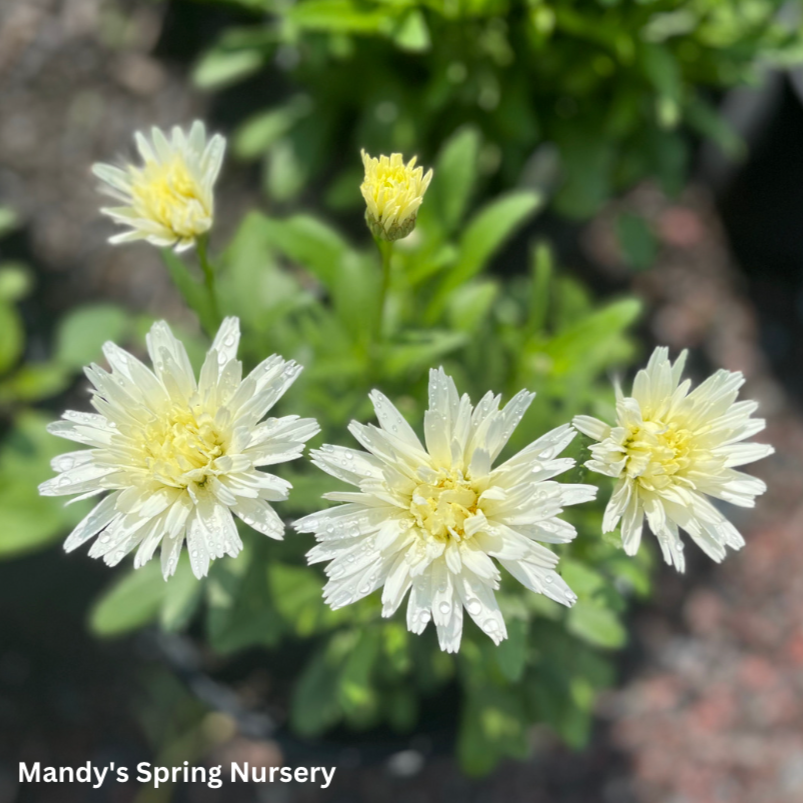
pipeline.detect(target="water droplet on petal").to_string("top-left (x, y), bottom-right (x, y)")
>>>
top-left (438, 601), bottom-right (451, 615)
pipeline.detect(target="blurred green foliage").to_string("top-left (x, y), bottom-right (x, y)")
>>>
top-left (13, 0), bottom-right (790, 773)
top-left (79, 132), bottom-right (655, 773)
top-left (191, 0), bottom-right (801, 217)
top-left (0, 209), bottom-right (165, 559)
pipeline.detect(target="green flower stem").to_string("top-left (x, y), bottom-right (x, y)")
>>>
top-left (374, 237), bottom-right (393, 343)
top-left (196, 235), bottom-right (222, 330)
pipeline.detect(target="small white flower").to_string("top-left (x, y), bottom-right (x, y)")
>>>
top-left (294, 368), bottom-right (596, 653)
top-left (93, 121), bottom-right (225, 252)
top-left (40, 317), bottom-right (318, 579)
top-left (573, 347), bottom-right (774, 572)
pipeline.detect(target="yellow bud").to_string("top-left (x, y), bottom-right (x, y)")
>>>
top-left (360, 150), bottom-right (433, 242)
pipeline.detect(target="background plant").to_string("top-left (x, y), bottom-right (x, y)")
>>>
top-left (191, 0), bottom-right (801, 222)
top-left (82, 133), bottom-right (654, 773)
top-left (5, 0), bottom-right (798, 779)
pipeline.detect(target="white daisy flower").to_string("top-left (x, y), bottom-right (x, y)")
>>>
top-left (92, 121), bottom-right (225, 252)
top-left (294, 368), bottom-right (596, 653)
top-left (39, 317), bottom-right (319, 579)
top-left (573, 347), bottom-right (774, 572)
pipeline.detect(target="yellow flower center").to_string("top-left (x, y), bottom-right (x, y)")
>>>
top-left (130, 156), bottom-right (210, 238)
top-left (623, 419), bottom-right (694, 488)
top-left (374, 164), bottom-right (415, 194)
top-left (410, 470), bottom-right (479, 541)
top-left (139, 405), bottom-right (226, 488)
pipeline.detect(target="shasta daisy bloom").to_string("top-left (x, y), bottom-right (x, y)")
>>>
top-left (92, 121), bottom-right (225, 252)
top-left (573, 347), bottom-right (774, 572)
top-left (360, 150), bottom-right (433, 242)
top-left (39, 317), bottom-right (318, 580)
top-left (294, 368), bottom-right (596, 653)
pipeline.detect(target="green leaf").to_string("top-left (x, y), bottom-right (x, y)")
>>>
top-left (561, 559), bottom-right (605, 599)
top-left (338, 627), bottom-right (381, 718)
top-left (220, 212), bottom-right (309, 334)
top-left (428, 126), bottom-right (482, 234)
top-left (264, 138), bottom-right (309, 201)
top-left (193, 48), bottom-right (264, 90)
top-left (383, 330), bottom-right (468, 377)
top-left (686, 95), bottom-right (745, 159)
top-left (285, 0), bottom-right (395, 33)
top-left (263, 213), bottom-right (350, 289)
top-left (233, 97), bottom-right (312, 160)
top-left (458, 687), bottom-right (528, 776)
top-left (0, 363), bottom-right (70, 403)
top-left (381, 621), bottom-right (411, 674)
top-left (527, 242), bottom-right (553, 334)
top-left (543, 298), bottom-right (641, 375)
top-left (0, 412), bottom-right (90, 557)
top-left (447, 281), bottom-right (498, 333)
top-left (0, 303), bottom-right (23, 375)
top-left (207, 544), bottom-right (282, 654)
top-left (90, 562), bottom-right (167, 637)
top-left (430, 190), bottom-right (541, 319)
top-left (393, 10), bottom-right (431, 52)
top-left (269, 561), bottom-right (340, 636)
top-left (291, 646), bottom-right (343, 737)
top-left (494, 617), bottom-right (528, 682)
top-left (0, 263), bottom-right (32, 302)
top-left (331, 253), bottom-right (379, 342)
top-left (54, 304), bottom-right (130, 370)
top-left (160, 555), bottom-right (202, 631)
top-left (0, 207), bottom-right (19, 238)
top-left (567, 601), bottom-right (627, 649)
top-left (640, 43), bottom-right (681, 129)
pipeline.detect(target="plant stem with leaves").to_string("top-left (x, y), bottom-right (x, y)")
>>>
top-left (196, 234), bottom-right (221, 331)
top-left (374, 237), bottom-right (393, 343)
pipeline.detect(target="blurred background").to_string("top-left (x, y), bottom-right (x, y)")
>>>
top-left (2, 1), bottom-right (803, 801)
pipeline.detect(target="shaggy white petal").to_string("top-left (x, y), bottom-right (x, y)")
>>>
top-left (93, 121), bottom-right (226, 251)
top-left (574, 347), bottom-right (773, 571)
top-left (296, 367), bottom-right (594, 652)
top-left (41, 317), bottom-right (318, 579)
